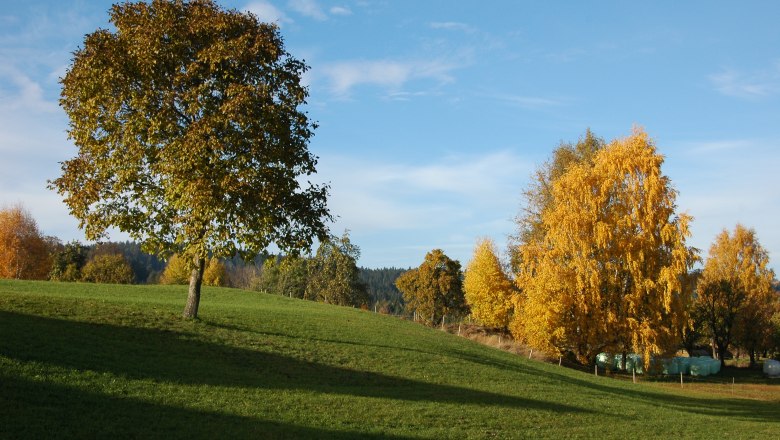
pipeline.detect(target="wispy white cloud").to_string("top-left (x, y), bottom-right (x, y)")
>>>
top-left (677, 139), bottom-right (753, 155)
top-left (317, 151), bottom-right (531, 231)
top-left (0, 65), bottom-right (59, 113)
top-left (320, 58), bottom-right (461, 97)
top-left (543, 42), bottom-right (619, 63)
top-left (244, 1), bottom-right (290, 25)
top-left (315, 151), bottom-right (531, 266)
top-left (665, 138), bottom-right (780, 267)
top-left (429, 21), bottom-right (476, 33)
top-left (288, 0), bottom-right (327, 21)
top-left (490, 93), bottom-right (567, 110)
top-left (329, 6), bottom-right (352, 16)
top-left (709, 61), bottom-right (780, 99)
top-left (385, 90), bottom-right (429, 101)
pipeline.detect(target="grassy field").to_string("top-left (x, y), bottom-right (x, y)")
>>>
top-left (1, 280), bottom-right (778, 439)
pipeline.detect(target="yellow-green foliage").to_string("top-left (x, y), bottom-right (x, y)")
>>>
top-left (81, 254), bottom-right (134, 284)
top-left (513, 128), bottom-right (696, 365)
top-left (464, 238), bottom-right (514, 330)
top-left (160, 254), bottom-right (190, 285)
top-left (203, 258), bottom-right (227, 287)
top-left (161, 254), bottom-right (226, 287)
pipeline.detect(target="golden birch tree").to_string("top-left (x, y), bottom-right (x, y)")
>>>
top-left (697, 224), bottom-right (775, 367)
top-left (510, 129), bottom-right (604, 271)
top-left (513, 128), bottom-right (696, 365)
top-left (464, 238), bottom-right (515, 330)
top-left (202, 258), bottom-right (227, 287)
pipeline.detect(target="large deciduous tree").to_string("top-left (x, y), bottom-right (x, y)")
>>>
top-left (463, 238), bottom-right (515, 330)
top-left (396, 249), bottom-right (466, 326)
top-left (696, 224), bottom-right (775, 367)
top-left (509, 129), bottom-right (604, 271)
top-left (0, 205), bottom-right (52, 280)
top-left (51, 0), bottom-right (330, 318)
top-left (513, 128), bottom-right (697, 365)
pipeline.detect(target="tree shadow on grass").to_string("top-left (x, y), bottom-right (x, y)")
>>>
top-left (0, 373), bottom-right (412, 439)
top-left (195, 318), bottom-right (780, 424)
top-left (0, 311), bottom-right (586, 415)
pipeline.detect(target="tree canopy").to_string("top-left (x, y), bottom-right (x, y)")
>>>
top-left (0, 205), bottom-right (52, 280)
top-left (696, 224), bottom-right (776, 367)
top-left (396, 249), bottom-right (466, 326)
top-left (513, 128), bottom-right (697, 365)
top-left (81, 253), bottom-right (135, 284)
top-left (463, 238), bottom-right (515, 330)
top-left (510, 129), bottom-right (604, 271)
top-left (306, 232), bottom-right (368, 308)
top-left (51, 0), bottom-right (330, 318)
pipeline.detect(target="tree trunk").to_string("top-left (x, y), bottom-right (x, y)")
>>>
top-left (621, 350), bottom-right (628, 371)
top-left (748, 349), bottom-right (757, 368)
top-left (183, 257), bottom-right (206, 319)
top-left (717, 342), bottom-right (728, 369)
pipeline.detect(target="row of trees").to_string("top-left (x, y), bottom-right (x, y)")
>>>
top-left (0, 207), bottom-right (370, 307)
top-left (254, 232), bottom-right (369, 308)
top-left (0, 206), bottom-right (172, 285)
top-left (394, 128), bottom-right (779, 368)
top-left (474, 129), bottom-right (779, 367)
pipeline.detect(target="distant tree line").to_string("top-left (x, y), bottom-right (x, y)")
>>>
top-left (359, 267), bottom-right (407, 315)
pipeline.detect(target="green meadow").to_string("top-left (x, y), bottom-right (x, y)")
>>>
top-left (1, 280), bottom-right (778, 439)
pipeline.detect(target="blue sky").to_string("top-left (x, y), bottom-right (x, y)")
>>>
top-left (1, 1), bottom-right (779, 270)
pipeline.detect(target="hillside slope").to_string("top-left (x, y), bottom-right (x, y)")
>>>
top-left (1, 280), bottom-right (778, 439)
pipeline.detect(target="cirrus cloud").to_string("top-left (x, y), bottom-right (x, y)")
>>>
top-left (709, 61), bottom-right (780, 99)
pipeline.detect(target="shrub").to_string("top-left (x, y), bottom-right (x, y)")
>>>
top-left (81, 254), bottom-right (134, 284)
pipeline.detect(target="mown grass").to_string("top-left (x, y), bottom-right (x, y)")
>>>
top-left (1, 280), bottom-right (778, 439)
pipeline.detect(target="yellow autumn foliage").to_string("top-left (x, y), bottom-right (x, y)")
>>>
top-left (697, 224), bottom-right (775, 365)
top-left (0, 205), bottom-right (51, 280)
top-left (513, 128), bottom-right (697, 365)
top-left (160, 253), bottom-right (226, 287)
top-left (464, 238), bottom-right (515, 330)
